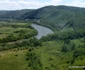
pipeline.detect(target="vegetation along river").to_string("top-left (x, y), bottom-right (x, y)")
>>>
top-left (31, 24), bottom-right (53, 39)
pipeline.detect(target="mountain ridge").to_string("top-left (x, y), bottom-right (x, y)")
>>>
top-left (0, 5), bottom-right (85, 31)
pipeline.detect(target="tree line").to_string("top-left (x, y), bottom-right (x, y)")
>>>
top-left (40, 29), bottom-right (85, 41)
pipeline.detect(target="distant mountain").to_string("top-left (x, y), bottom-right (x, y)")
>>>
top-left (0, 9), bottom-right (34, 20)
top-left (0, 5), bottom-right (85, 30)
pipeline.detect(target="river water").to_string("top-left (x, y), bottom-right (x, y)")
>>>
top-left (31, 24), bottom-right (53, 39)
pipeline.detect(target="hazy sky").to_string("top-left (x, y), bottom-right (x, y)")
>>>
top-left (0, 0), bottom-right (85, 10)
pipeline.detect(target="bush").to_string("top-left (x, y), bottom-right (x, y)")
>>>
top-left (26, 51), bottom-right (42, 70)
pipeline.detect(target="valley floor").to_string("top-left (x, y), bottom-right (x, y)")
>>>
top-left (0, 21), bottom-right (85, 70)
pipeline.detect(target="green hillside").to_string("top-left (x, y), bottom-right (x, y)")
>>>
top-left (22, 5), bottom-right (85, 31)
top-left (0, 5), bottom-right (85, 31)
top-left (0, 9), bottom-right (34, 21)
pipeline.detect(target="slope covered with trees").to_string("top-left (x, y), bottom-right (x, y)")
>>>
top-left (0, 9), bottom-right (34, 21)
top-left (22, 5), bottom-right (85, 31)
top-left (0, 5), bottom-right (85, 31)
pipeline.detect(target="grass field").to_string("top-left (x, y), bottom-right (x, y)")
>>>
top-left (0, 49), bottom-right (28, 70)
top-left (0, 39), bottom-right (85, 70)
top-left (0, 22), bottom-right (30, 39)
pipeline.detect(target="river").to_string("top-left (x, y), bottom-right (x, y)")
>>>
top-left (31, 24), bottom-right (53, 39)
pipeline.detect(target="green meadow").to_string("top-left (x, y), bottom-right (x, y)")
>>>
top-left (0, 39), bottom-right (85, 70)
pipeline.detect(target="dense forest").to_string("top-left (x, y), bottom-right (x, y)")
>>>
top-left (0, 5), bottom-right (85, 70)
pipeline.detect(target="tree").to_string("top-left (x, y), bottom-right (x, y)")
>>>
top-left (70, 43), bottom-right (76, 51)
top-left (64, 39), bottom-right (70, 44)
top-left (26, 50), bottom-right (43, 70)
top-left (28, 37), bottom-right (42, 47)
top-left (61, 44), bottom-right (68, 52)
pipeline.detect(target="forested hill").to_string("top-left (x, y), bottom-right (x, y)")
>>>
top-left (0, 9), bottom-right (34, 20)
top-left (0, 5), bottom-right (85, 30)
top-left (22, 5), bottom-right (85, 31)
